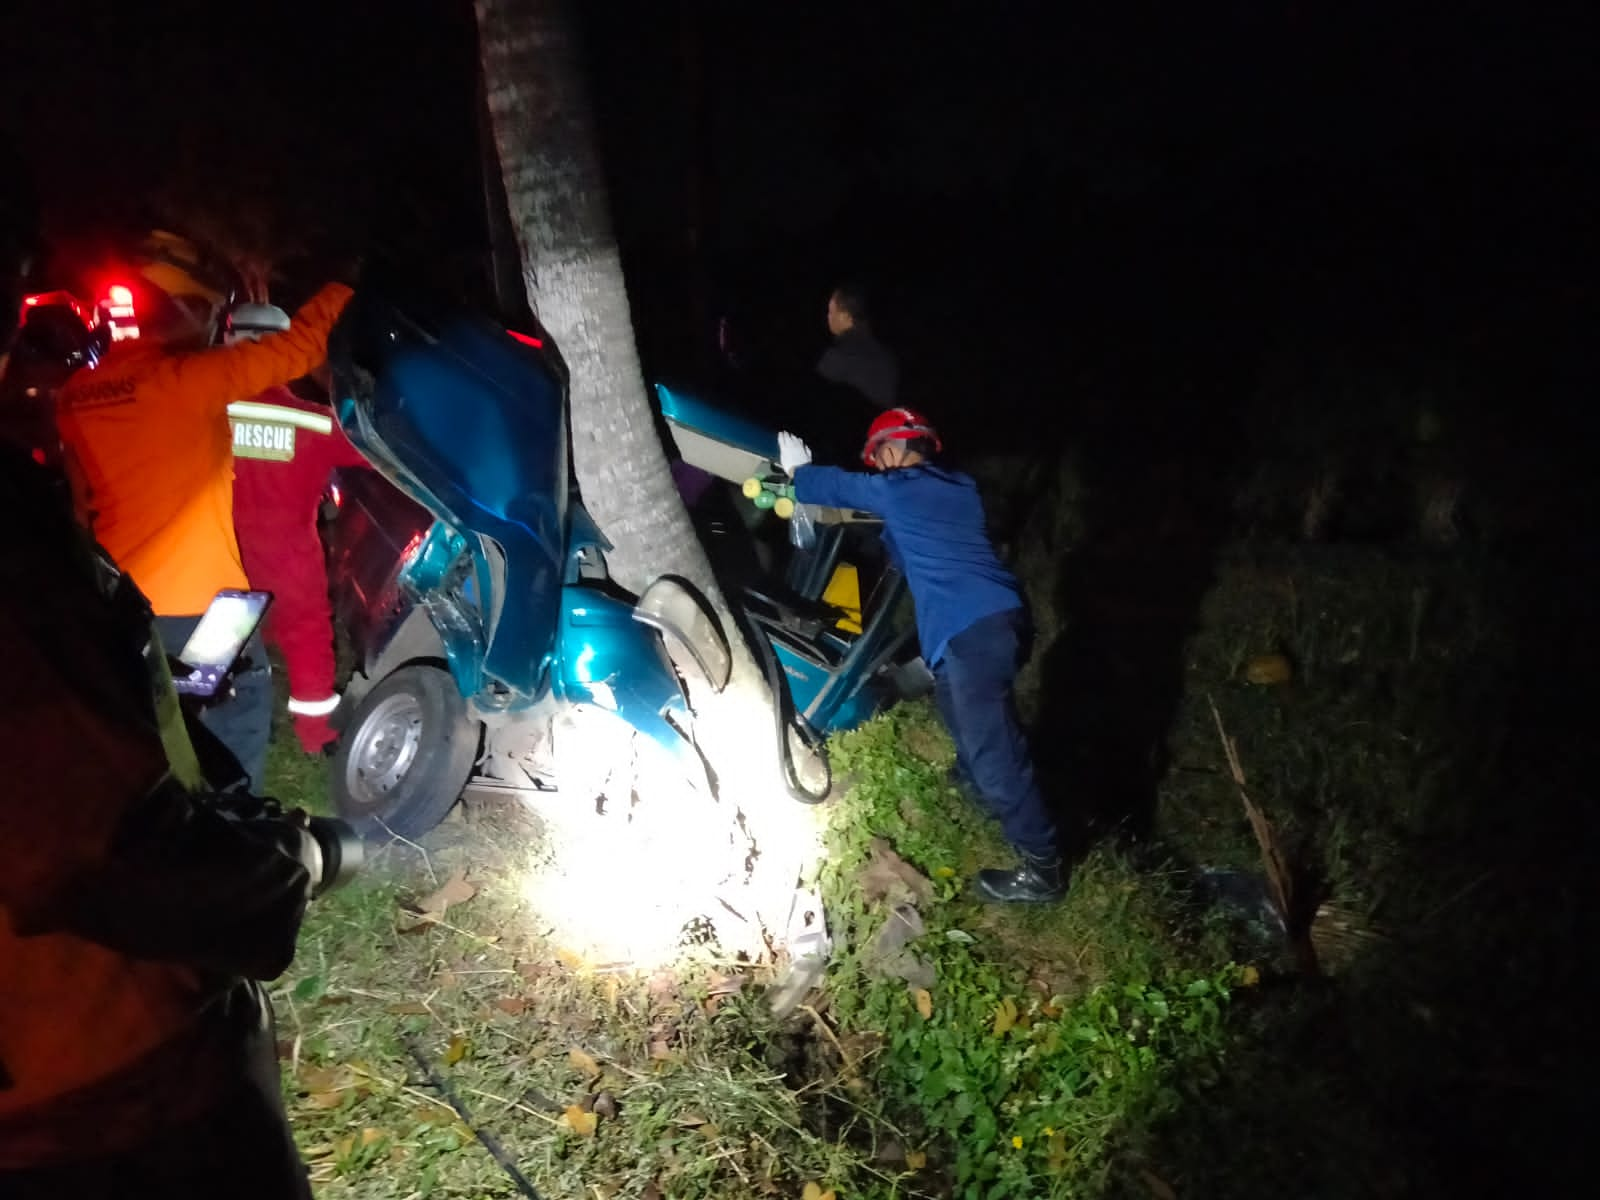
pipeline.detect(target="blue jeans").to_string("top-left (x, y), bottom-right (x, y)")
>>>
top-left (932, 608), bottom-right (1058, 860)
top-left (157, 616), bottom-right (273, 795)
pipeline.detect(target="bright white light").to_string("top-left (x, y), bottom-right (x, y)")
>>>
top-left (514, 703), bottom-right (828, 970)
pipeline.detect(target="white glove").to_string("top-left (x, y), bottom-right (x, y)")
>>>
top-left (777, 431), bottom-right (813, 477)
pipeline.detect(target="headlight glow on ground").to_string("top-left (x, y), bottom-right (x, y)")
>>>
top-left (513, 705), bottom-right (825, 970)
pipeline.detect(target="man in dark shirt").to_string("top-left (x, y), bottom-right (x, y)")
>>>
top-left (816, 282), bottom-right (899, 410)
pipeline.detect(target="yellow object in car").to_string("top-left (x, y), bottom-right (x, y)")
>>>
top-left (823, 562), bottom-right (864, 634)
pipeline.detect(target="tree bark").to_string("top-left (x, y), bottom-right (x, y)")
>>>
top-left (475, 0), bottom-right (817, 959)
top-left (474, 0), bottom-right (710, 602)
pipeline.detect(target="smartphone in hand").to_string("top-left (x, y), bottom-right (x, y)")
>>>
top-left (171, 589), bottom-right (273, 697)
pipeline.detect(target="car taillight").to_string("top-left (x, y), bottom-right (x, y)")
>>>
top-left (20, 291), bottom-right (91, 325)
top-left (401, 529), bottom-right (426, 567)
top-left (107, 285), bottom-right (134, 307)
top-left (506, 328), bottom-right (544, 349)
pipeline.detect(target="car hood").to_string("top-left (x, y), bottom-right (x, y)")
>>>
top-left (329, 288), bottom-right (570, 683)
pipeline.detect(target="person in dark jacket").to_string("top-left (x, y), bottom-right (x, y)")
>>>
top-left (816, 282), bottom-right (899, 410)
top-left (0, 437), bottom-right (326, 1198)
top-left (777, 410), bottom-right (1064, 903)
top-left (2, 218), bottom-right (324, 1194)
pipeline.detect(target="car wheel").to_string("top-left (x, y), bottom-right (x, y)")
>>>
top-left (332, 664), bottom-right (480, 840)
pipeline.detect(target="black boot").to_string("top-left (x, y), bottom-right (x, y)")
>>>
top-left (974, 853), bottom-right (1066, 903)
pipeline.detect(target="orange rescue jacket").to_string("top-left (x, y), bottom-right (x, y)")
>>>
top-left (55, 283), bottom-right (353, 616)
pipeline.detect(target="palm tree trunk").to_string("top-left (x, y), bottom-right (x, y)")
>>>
top-left (474, 0), bottom-right (708, 602)
top-left (474, 0), bottom-right (817, 960)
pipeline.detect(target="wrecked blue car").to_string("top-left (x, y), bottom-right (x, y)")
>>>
top-left (323, 287), bottom-right (928, 839)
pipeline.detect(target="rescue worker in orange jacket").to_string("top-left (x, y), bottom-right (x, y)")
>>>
top-left (54, 232), bottom-right (353, 790)
top-left (225, 304), bottom-right (371, 753)
top-left (1, 180), bottom-right (323, 1198)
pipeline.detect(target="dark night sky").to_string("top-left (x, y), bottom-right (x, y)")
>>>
top-left (10, 3), bottom-right (1592, 239)
top-left (6, 0), bottom-right (1597, 434)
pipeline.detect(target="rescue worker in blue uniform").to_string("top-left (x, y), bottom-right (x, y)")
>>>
top-left (778, 410), bottom-right (1064, 903)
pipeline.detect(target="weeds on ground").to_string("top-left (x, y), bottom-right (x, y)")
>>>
top-left (264, 536), bottom-right (1526, 1198)
top-left (1124, 543), bottom-right (1585, 1197)
top-left (267, 741), bottom-right (888, 1198)
top-left (264, 690), bottom-right (1246, 1199)
top-left (819, 707), bottom-right (1243, 1199)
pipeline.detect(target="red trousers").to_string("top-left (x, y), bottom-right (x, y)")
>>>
top-left (231, 386), bottom-right (368, 753)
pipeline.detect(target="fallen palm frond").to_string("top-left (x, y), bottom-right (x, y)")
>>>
top-left (1209, 695), bottom-right (1321, 976)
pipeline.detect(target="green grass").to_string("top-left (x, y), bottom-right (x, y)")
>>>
top-left (816, 707), bottom-right (1243, 1199)
top-left (264, 681), bottom-right (1247, 1198)
top-left (260, 528), bottom-right (1574, 1197)
top-left (267, 726), bottom-right (887, 1197)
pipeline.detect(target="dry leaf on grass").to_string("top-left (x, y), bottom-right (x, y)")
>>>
top-left (801, 1183), bottom-right (837, 1200)
top-left (906, 1149), bottom-right (927, 1170)
top-left (298, 1065), bottom-right (363, 1110)
top-left (706, 972), bottom-right (747, 997)
top-left (1048, 1131), bottom-right (1070, 1169)
top-left (494, 996), bottom-right (528, 1016)
top-left (858, 837), bottom-right (935, 905)
top-left (674, 1112), bottom-right (709, 1128)
top-left (414, 868), bottom-right (477, 920)
top-left (1244, 653), bottom-right (1293, 685)
top-left (569, 1047), bottom-right (602, 1080)
top-left (913, 988), bottom-right (933, 1020)
top-left (297, 1065), bottom-right (348, 1092)
top-left (641, 1184), bottom-right (664, 1200)
top-left (561, 1105), bottom-right (597, 1136)
top-left (1140, 1167), bottom-right (1178, 1200)
top-left (444, 1036), bottom-right (469, 1065)
top-left (386, 1001), bottom-right (431, 1016)
top-left (992, 997), bottom-right (1019, 1037)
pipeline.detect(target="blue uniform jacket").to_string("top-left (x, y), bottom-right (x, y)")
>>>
top-left (792, 463), bottom-right (1023, 666)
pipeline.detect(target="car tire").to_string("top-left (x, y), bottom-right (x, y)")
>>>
top-left (332, 664), bottom-right (480, 841)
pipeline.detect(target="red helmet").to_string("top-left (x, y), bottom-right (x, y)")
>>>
top-left (862, 407), bottom-right (942, 466)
